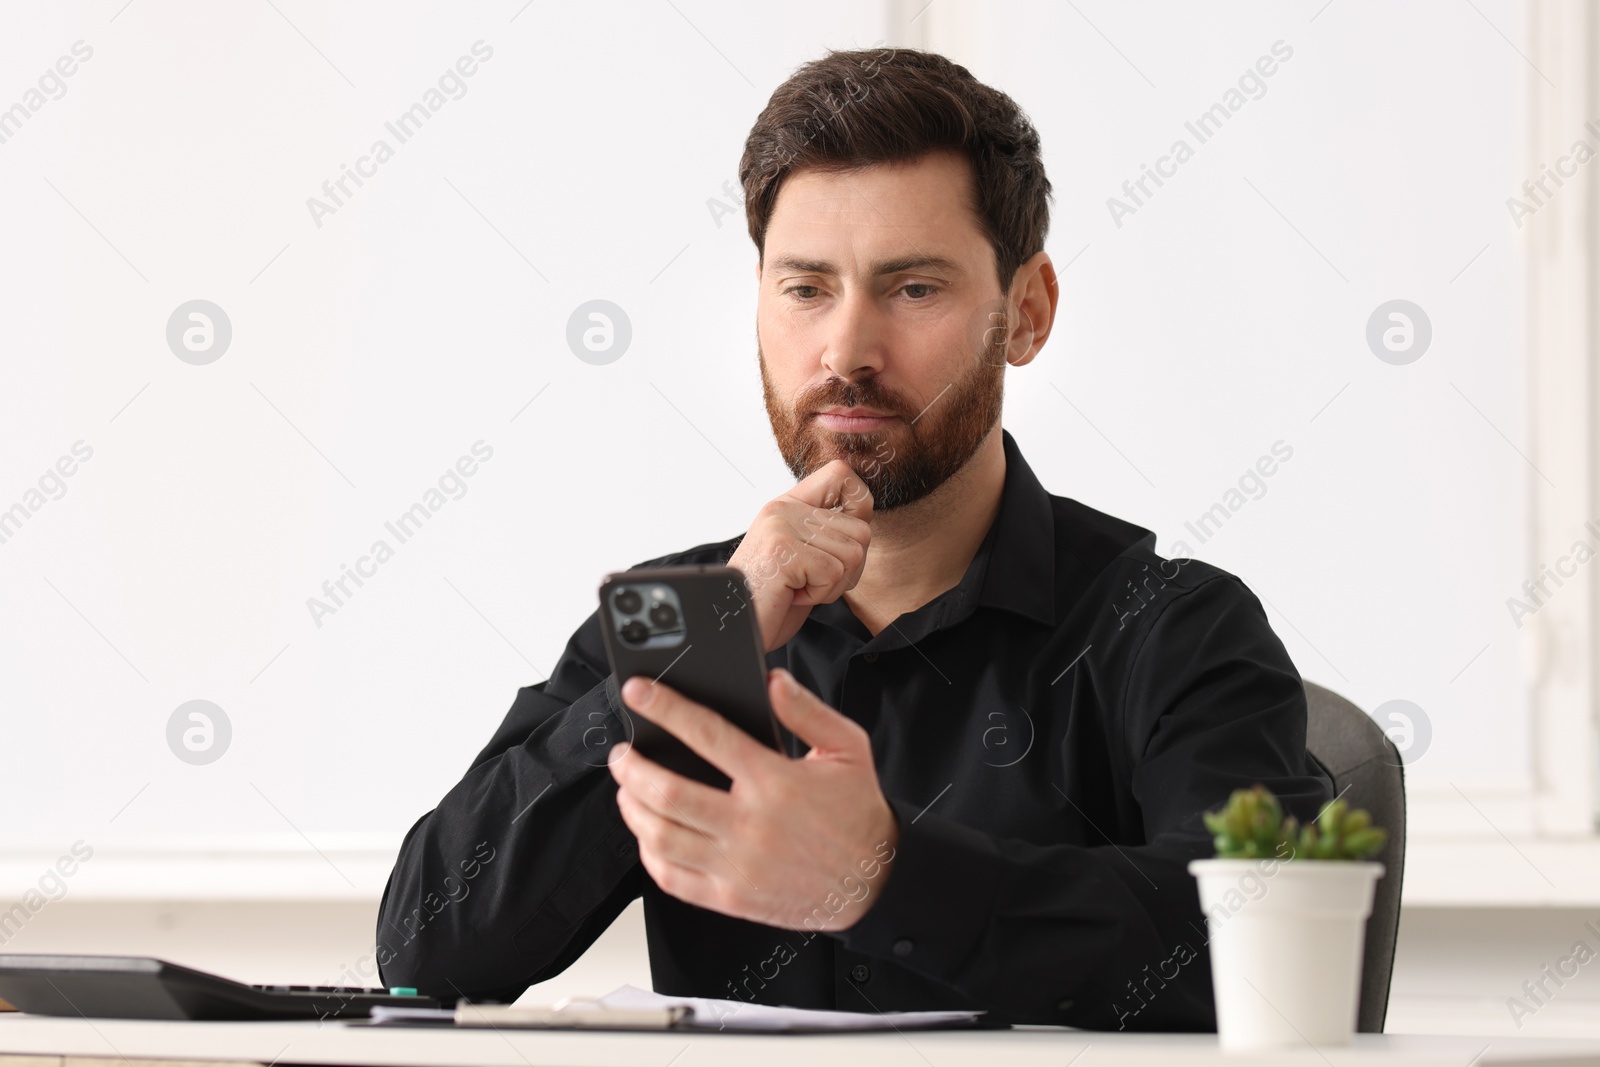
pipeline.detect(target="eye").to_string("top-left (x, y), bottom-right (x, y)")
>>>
top-left (900, 283), bottom-right (938, 300)
top-left (783, 285), bottom-right (821, 301)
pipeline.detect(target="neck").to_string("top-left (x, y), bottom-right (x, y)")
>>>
top-left (842, 427), bottom-right (1007, 636)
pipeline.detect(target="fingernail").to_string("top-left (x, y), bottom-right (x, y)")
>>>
top-left (623, 677), bottom-right (652, 706)
top-left (608, 741), bottom-right (630, 764)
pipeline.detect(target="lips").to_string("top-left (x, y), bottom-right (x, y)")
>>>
top-left (813, 408), bottom-right (898, 432)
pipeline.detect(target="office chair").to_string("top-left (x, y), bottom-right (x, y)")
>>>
top-left (1302, 680), bottom-right (1407, 1034)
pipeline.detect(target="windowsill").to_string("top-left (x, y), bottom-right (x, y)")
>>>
top-left (1400, 838), bottom-right (1600, 907)
top-left (3, 838), bottom-right (1600, 906)
top-left (0, 837), bottom-right (399, 903)
top-left (0, 854), bottom-right (392, 902)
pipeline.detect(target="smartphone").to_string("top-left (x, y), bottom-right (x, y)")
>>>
top-left (597, 564), bottom-right (783, 790)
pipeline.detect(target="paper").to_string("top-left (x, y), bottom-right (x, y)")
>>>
top-left (598, 983), bottom-right (984, 1032)
top-left (366, 984), bottom-right (986, 1032)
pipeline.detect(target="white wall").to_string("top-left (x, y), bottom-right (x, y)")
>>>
top-left (922, 0), bottom-right (1533, 798)
top-left (0, 0), bottom-right (897, 857)
top-left (0, 0), bottom-right (1536, 883)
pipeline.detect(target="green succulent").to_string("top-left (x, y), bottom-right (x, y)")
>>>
top-left (1203, 785), bottom-right (1386, 861)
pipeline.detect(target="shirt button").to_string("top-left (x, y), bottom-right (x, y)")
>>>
top-left (862, 651), bottom-right (879, 662)
top-left (850, 964), bottom-right (871, 983)
top-left (892, 939), bottom-right (913, 957)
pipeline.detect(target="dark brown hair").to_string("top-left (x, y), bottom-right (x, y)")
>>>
top-left (739, 47), bottom-right (1052, 294)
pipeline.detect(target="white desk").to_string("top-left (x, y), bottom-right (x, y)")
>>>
top-left (1, 1016), bottom-right (1599, 1067)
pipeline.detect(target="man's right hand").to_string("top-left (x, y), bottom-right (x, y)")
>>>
top-left (727, 459), bottom-right (874, 653)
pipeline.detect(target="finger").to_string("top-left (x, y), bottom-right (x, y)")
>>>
top-left (608, 739), bottom-right (730, 834)
top-left (765, 538), bottom-right (852, 600)
top-left (792, 509), bottom-right (872, 551)
top-left (786, 458), bottom-right (874, 520)
top-left (736, 511), bottom-right (869, 590)
top-left (784, 542), bottom-right (852, 606)
top-left (796, 517), bottom-right (871, 567)
top-left (614, 787), bottom-right (728, 876)
top-left (620, 676), bottom-right (777, 780)
top-left (768, 668), bottom-right (867, 754)
top-left (798, 523), bottom-right (870, 587)
top-left (635, 840), bottom-right (721, 908)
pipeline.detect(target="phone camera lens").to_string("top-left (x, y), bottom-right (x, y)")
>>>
top-left (614, 588), bottom-right (643, 615)
top-left (648, 603), bottom-right (678, 629)
top-left (619, 620), bottom-right (649, 645)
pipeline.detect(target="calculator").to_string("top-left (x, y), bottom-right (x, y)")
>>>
top-left (0, 955), bottom-right (444, 1021)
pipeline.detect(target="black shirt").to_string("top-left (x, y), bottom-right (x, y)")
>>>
top-left (377, 428), bottom-right (1332, 1030)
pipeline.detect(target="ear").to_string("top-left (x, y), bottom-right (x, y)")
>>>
top-left (1005, 252), bottom-right (1058, 369)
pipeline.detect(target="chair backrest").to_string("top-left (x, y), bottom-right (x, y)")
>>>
top-left (1302, 681), bottom-right (1407, 1034)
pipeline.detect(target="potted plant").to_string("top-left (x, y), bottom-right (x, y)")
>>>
top-left (1188, 786), bottom-right (1386, 1050)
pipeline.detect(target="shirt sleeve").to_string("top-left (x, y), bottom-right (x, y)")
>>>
top-left (376, 606), bottom-right (643, 1003)
top-left (834, 572), bottom-right (1334, 1030)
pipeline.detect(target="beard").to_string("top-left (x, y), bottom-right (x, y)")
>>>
top-left (758, 327), bottom-right (1007, 512)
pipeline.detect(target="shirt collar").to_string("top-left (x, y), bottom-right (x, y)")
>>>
top-left (974, 427), bottom-right (1057, 628)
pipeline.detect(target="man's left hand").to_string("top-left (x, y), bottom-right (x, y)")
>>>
top-left (607, 667), bottom-right (899, 932)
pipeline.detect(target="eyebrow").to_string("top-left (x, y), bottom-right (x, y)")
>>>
top-left (767, 253), bottom-right (965, 278)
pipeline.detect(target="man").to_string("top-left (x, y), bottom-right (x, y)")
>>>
top-left (377, 46), bottom-right (1332, 1030)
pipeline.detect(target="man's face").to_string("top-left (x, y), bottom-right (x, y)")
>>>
top-left (756, 149), bottom-right (1009, 511)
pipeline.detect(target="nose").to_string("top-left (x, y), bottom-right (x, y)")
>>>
top-left (818, 288), bottom-right (885, 382)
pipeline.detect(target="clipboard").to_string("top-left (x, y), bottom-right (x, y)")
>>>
top-left (368, 997), bottom-right (692, 1031)
top-left (365, 987), bottom-right (988, 1033)
top-left (460, 998), bottom-right (692, 1031)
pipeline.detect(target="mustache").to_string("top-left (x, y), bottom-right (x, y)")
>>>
top-left (796, 379), bottom-right (915, 421)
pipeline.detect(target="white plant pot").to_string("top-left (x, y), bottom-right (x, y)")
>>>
top-left (1188, 858), bottom-right (1384, 1051)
